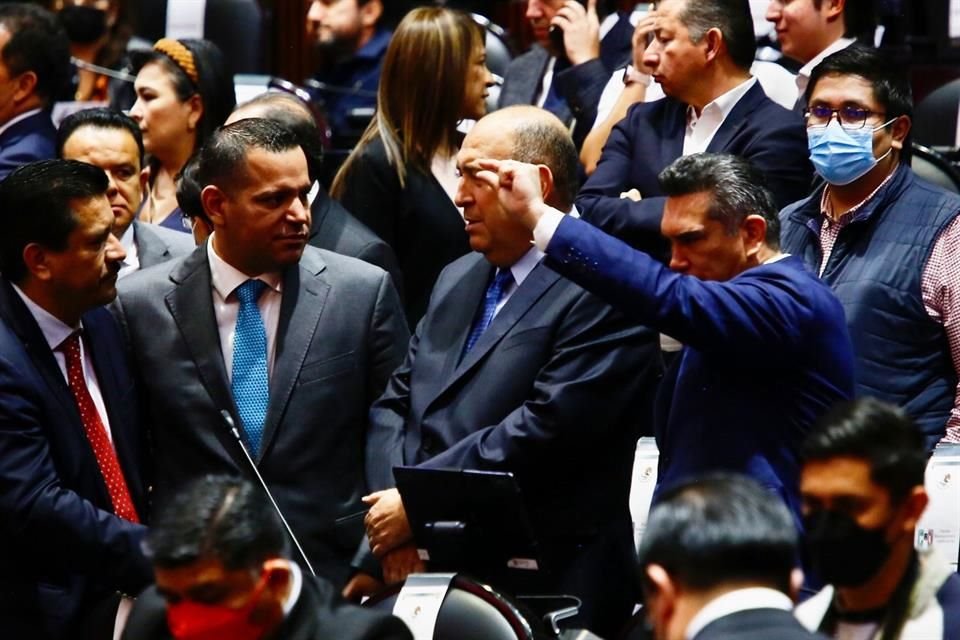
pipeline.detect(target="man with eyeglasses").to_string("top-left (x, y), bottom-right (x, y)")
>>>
top-left (780, 44), bottom-right (960, 450)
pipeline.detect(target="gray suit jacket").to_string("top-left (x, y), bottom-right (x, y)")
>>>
top-left (115, 244), bottom-right (409, 587)
top-left (133, 220), bottom-right (195, 270)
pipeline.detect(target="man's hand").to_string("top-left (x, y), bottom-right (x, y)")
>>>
top-left (381, 543), bottom-right (426, 586)
top-left (632, 12), bottom-right (658, 75)
top-left (471, 158), bottom-right (547, 231)
top-left (363, 488), bottom-right (412, 558)
top-left (342, 571), bottom-right (384, 602)
top-left (554, 0), bottom-right (600, 65)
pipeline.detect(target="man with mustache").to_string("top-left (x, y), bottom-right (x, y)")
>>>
top-left (115, 118), bottom-right (409, 597)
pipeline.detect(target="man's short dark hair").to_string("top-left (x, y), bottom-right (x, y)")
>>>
top-left (0, 4), bottom-right (71, 106)
top-left (679, 0), bottom-right (756, 71)
top-left (146, 475), bottom-right (287, 571)
top-left (56, 107), bottom-right (145, 165)
top-left (813, 0), bottom-right (877, 40)
top-left (512, 121), bottom-right (578, 211)
top-left (176, 153), bottom-right (208, 225)
top-left (659, 153), bottom-right (780, 248)
top-left (802, 398), bottom-right (927, 504)
top-left (637, 473), bottom-right (797, 594)
top-left (233, 92), bottom-right (323, 181)
top-left (0, 159), bottom-right (108, 283)
top-left (196, 118), bottom-right (302, 193)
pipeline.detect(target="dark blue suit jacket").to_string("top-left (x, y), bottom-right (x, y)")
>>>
top-left (366, 252), bottom-right (661, 636)
top-left (544, 217), bottom-right (855, 526)
top-left (0, 110), bottom-right (56, 180)
top-left (0, 280), bottom-right (151, 639)
top-left (576, 83), bottom-right (813, 257)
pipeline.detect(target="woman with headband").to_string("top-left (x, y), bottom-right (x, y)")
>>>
top-left (130, 38), bottom-right (235, 231)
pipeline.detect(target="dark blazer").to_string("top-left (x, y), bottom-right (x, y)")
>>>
top-left (544, 217), bottom-right (855, 527)
top-left (115, 245), bottom-right (409, 589)
top-left (0, 110), bottom-right (57, 180)
top-left (576, 83), bottom-right (814, 257)
top-left (694, 609), bottom-right (829, 640)
top-left (309, 187), bottom-right (403, 299)
top-left (335, 136), bottom-right (471, 328)
top-left (0, 280), bottom-right (151, 640)
top-left (123, 569), bottom-right (413, 640)
top-left (367, 252), bottom-right (661, 637)
top-left (134, 220), bottom-right (195, 270)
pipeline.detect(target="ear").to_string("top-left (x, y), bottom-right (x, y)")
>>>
top-left (185, 93), bottom-right (204, 133)
top-left (201, 184), bottom-right (227, 227)
top-left (21, 243), bottom-right (52, 282)
top-left (537, 164), bottom-right (555, 207)
top-left (740, 215), bottom-right (768, 257)
top-left (898, 486), bottom-right (929, 533)
top-left (824, 0), bottom-right (845, 21)
top-left (12, 70), bottom-right (37, 104)
top-left (644, 564), bottom-right (677, 630)
top-left (138, 167), bottom-right (150, 205)
top-left (262, 558), bottom-right (292, 591)
top-left (360, 0), bottom-right (383, 29)
top-left (702, 27), bottom-right (723, 64)
top-left (789, 568), bottom-right (804, 603)
top-left (889, 115), bottom-right (911, 151)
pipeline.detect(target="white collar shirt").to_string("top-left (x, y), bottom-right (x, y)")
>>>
top-left (684, 77), bottom-right (758, 156)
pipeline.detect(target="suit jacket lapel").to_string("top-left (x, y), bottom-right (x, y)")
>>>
top-left (258, 251), bottom-right (329, 460)
top-left (133, 221), bottom-right (168, 267)
top-left (662, 100), bottom-right (687, 167)
top-left (705, 82), bottom-right (763, 154)
top-left (436, 257), bottom-right (492, 390)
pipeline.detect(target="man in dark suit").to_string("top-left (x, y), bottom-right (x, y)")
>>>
top-left (223, 91), bottom-right (402, 294)
top-left (361, 105), bottom-right (661, 637)
top-left (124, 475), bottom-right (412, 640)
top-left (114, 119), bottom-right (409, 598)
top-left (0, 4), bottom-right (71, 180)
top-left (57, 108), bottom-right (195, 277)
top-left (0, 160), bottom-right (152, 639)
top-left (638, 474), bottom-right (827, 640)
top-left (577, 0), bottom-right (812, 257)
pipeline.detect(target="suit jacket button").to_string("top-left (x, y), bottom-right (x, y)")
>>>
top-left (421, 435), bottom-right (437, 454)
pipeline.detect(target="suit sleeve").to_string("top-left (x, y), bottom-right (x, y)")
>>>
top-left (737, 111), bottom-right (814, 211)
top-left (416, 294), bottom-right (660, 472)
top-left (356, 240), bottom-right (405, 306)
top-left (0, 353), bottom-right (152, 594)
top-left (545, 216), bottom-right (816, 356)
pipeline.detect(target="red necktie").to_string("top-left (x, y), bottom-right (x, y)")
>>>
top-left (58, 332), bottom-right (140, 523)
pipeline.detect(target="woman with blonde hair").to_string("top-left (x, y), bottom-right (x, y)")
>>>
top-left (331, 7), bottom-right (493, 328)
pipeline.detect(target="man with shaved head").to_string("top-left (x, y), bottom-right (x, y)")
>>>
top-left (360, 105), bottom-right (661, 636)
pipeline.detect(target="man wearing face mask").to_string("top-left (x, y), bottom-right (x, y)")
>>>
top-left (796, 397), bottom-right (960, 638)
top-left (122, 475), bottom-right (412, 640)
top-left (780, 44), bottom-right (960, 450)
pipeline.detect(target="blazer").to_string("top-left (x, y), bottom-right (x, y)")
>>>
top-left (367, 252), bottom-right (661, 637)
top-left (134, 220), bottom-right (195, 270)
top-left (0, 110), bottom-right (57, 180)
top-left (576, 83), bottom-right (814, 257)
top-left (0, 280), bottom-right (151, 640)
top-left (544, 217), bottom-right (855, 527)
top-left (309, 187), bottom-right (403, 299)
top-left (694, 609), bottom-right (829, 640)
top-left (115, 245), bottom-right (409, 588)
top-left (335, 136), bottom-right (471, 328)
top-left (123, 569), bottom-right (413, 640)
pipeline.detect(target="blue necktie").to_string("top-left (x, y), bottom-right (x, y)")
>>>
top-left (463, 269), bottom-right (514, 356)
top-left (542, 57), bottom-right (572, 118)
top-left (232, 279), bottom-right (269, 455)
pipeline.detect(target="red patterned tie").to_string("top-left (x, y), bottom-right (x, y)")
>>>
top-left (58, 332), bottom-right (140, 523)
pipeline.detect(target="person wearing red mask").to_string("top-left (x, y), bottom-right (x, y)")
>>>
top-left (121, 476), bottom-right (412, 640)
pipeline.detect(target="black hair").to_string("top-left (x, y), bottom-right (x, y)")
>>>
top-left (812, 0), bottom-right (877, 40)
top-left (56, 107), bottom-right (145, 165)
top-left (637, 473), bottom-right (797, 594)
top-left (0, 159), bottom-right (108, 283)
top-left (196, 118), bottom-right (302, 192)
top-left (659, 152), bottom-right (780, 248)
top-left (146, 475), bottom-right (287, 570)
top-left (802, 398), bottom-right (927, 503)
top-left (679, 0), bottom-right (756, 71)
top-left (233, 92), bottom-right (323, 182)
top-left (512, 120), bottom-right (579, 212)
top-left (0, 3), bottom-right (71, 106)
top-left (175, 152), bottom-right (208, 226)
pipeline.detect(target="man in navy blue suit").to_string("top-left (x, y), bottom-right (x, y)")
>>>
top-left (0, 4), bottom-right (71, 180)
top-left (576, 0), bottom-right (812, 257)
top-left (0, 160), bottom-right (151, 639)
top-left (483, 151), bottom-right (855, 531)
top-left (360, 106), bottom-right (661, 637)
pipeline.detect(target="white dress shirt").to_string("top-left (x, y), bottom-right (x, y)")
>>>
top-left (683, 77), bottom-right (758, 155)
top-left (494, 246), bottom-right (546, 318)
top-left (11, 283), bottom-right (114, 442)
top-left (685, 587), bottom-right (793, 639)
top-left (118, 224), bottom-right (140, 279)
top-left (207, 236), bottom-right (283, 381)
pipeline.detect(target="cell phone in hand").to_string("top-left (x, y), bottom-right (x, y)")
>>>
top-left (547, 0), bottom-right (588, 57)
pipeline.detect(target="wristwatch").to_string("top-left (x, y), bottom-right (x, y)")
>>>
top-left (622, 64), bottom-right (652, 87)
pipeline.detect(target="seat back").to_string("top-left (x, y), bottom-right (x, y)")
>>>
top-left (915, 78), bottom-right (960, 148)
top-left (911, 143), bottom-right (960, 194)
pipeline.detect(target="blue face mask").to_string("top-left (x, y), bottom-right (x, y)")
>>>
top-left (807, 118), bottom-right (896, 186)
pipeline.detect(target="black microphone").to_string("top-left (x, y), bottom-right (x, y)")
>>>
top-left (220, 410), bottom-right (317, 576)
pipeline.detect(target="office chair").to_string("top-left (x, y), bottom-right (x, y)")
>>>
top-left (911, 142), bottom-right (960, 194)
top-left (914, 78), bottom-right (960, 149)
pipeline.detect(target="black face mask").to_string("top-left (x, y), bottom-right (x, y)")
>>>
top-left (59, 6), bottom-right (108, 45)
top-left (803, 509), bottom-right (891, 587)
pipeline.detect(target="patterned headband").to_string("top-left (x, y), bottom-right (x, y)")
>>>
top-left (153, 38), bottom-right (199, 85)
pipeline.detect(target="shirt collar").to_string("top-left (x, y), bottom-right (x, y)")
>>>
top-left (820, 162), bottom-right (899, 224)
top-left (506, 246), bottom-right (545, 287)
top-left (10, 282), bottom-right (80, 351)
top-left (0, 108), bottom-right (43, 139)
top-left (687, 77), bottom-right (757, 126)
top-left (206, 234), bottom-right (283, 300)
top-left (282, 562), bottom-right (303, 616)
top-left (685, 587), bottom-right (793, 640)
top-left (120, 223), bottom-right (136, 254)
top-left (797, 37), bottom-right (855, 90)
